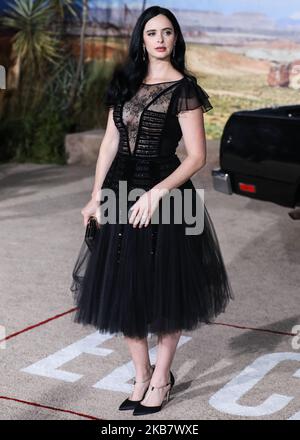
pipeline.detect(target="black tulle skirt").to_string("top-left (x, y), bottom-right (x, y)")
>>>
top-left (70, 176), bottom-right (234, 339)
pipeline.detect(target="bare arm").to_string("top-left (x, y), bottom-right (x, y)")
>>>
top-left (152, 107), bottom-right (207, 197)
top-left (91, 107), bottom-right (120, 199)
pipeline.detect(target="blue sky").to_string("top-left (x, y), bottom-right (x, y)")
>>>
top-left (91, 1), bottom-right (300, 20)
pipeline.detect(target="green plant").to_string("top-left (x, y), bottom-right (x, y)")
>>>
top-left (76, 59), bottom-right (115, 130)
top-left (29, 101), bottom-right (71, 163)
top-left (0, 1), bottom-right (118, 163)
top-left (1, 0), bottom-right (62, 75)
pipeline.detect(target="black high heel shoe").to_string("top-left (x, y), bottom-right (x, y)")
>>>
top-left (132, 370), bottom-right (175, 416)
top-left (118, 364), bottom-right (155, 411)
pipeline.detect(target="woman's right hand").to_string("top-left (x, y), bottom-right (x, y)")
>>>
top-left (81, 196), bottom-right (101, 227)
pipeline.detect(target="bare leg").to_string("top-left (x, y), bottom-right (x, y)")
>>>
top-left (123, 336), bottom-right (153, 400)
top-left (140, 330), bottom-right (182, 406)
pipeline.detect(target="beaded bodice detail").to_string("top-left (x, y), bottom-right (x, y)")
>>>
top-left (112, 80), bottom-right (184, 158)
top-left (105, 76), bottom-right (212, 192)
top-left (111, 76), bottom-right (212, 160)
top-left (122, 81), bottom-right (181, 155)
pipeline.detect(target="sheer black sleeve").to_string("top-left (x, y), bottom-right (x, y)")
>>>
top-left (170, 78), bottom-right (213, 116)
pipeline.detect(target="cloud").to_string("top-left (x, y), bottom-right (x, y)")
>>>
top-left (289, 11), bottom-right (300, 20)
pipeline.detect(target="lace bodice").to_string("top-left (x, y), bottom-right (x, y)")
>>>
top-left (122, 80), bottom-right (182, 154)
top-left (109, 76), bottom-right (212, 159)
top-left (103, 76), bottom-right (213, 192)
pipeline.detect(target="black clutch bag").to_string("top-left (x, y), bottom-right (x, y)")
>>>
top-left (85, 216), bottom-right (100, 251)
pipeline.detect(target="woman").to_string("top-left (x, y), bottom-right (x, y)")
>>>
top-left (70, 6), bottom-right (234, 416)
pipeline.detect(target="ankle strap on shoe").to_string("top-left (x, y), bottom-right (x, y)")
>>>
top-left (133, 377), bottom-right (152, 384)
top-left (150, 382), bottom-right (171, 390)
top-left (133, 365), bottom-right (155, 384)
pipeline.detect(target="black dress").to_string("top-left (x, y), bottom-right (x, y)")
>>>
top-left (70, 75), bottom-right (234, 339)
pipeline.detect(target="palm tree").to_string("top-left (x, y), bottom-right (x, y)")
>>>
top-left (0, 0), bottom-right (83, 115)
top-left (1, 0), bottom-right (62, 82)
top-left (49, 0), bottom-right (80, 38)
top-left (67, 0), bottom-right (88, 114)
top-left (51, 0), bottom-right (78, 19)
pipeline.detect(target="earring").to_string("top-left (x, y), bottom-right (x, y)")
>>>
top-left (142, 46), bottom-right (146, 61)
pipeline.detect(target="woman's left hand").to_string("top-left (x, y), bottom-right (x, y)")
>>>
top-left (128, 188), bottom-right (168, 228)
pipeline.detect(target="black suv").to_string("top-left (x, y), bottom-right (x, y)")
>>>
top-left (212, 104), bottom-right (300, 219)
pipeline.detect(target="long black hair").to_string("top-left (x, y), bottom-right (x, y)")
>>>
top-left (104, 5), bottom-right (197, 107)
